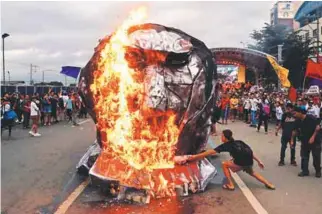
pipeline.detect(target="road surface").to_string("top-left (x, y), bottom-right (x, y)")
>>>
top-left (1, 120), bottom-right (321, 214)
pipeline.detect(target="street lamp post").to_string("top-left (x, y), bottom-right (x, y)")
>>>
top-left (2, 33), bottom-right (10, 85)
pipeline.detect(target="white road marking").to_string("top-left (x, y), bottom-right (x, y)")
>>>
top-left (54, 179), bottom-right (90, 214)
top-left (78, 119), bottom-right (90, 125)
top-left (231, 171), bottom-right (268, 214)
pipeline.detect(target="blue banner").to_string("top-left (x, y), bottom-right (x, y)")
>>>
top-left (60, 66), bottom-right (81, 79)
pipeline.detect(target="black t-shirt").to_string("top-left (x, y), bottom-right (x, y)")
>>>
top-left (214, 140), bottom-right (254, 166)
top-left (295, 115), bottom-right (320, 144)
top-left (281, 112), bottom-right (296, 138)
top-left (50, 98), bottom-right (58, 110)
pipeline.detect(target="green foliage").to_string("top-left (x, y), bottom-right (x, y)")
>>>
top-left (248, 23), bottom-right (318, 88)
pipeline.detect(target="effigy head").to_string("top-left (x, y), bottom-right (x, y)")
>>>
top-left (78, 23), bottom-right (217, 159)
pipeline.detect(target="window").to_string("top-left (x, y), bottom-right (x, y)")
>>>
top-left (313, 29), bottom-right (318, 38)
top-left (305, 32), bottom-right (310, 40)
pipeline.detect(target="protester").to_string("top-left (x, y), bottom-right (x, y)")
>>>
top-left (50, 93), bottom-right (59, 123)
top-left (276, 103), bottom-right (297, 166)
top-left (30, 96), bottom-right (41, 137)
top-left (250, 93), bottom-right (258, 127)
top-left (22, 95), bottom-right (31, 129)
top-left (230, 94), bottom-right (238, 122)
top-left (243, 94), bottom-right (251, 123)
top-left (220, 94), bottom-right (230, 125)
top-left (71, 93), bottom-right (81, 126)
top-left (185, 129), bottom-right (275, 190)
top-left (291, 107), bottom-right (321, 178)
top-left (15, 94), bottom-right (24, 124)
top-left (275, 101), bottom-right (283, 128)
top-left (257, 98), bottom-right (270, 134)
top-left (42, 94), bottom-right (52, 126)
top-left (1, 95), bottom-right (17, 138)
top-left (65, 93), bottom-right (73, 123)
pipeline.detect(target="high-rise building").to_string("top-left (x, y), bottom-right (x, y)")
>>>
top-left (270, 1), bottom-right (302, 29)
top-left (294, 1), bottom-right (322, 62)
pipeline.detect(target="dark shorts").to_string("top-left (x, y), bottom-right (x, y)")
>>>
top-left (230, 162), bottom-right (254, 174)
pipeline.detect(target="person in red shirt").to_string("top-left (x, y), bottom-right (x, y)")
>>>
top-left (220, 94), bottom-right (230, 124)
top-left (22, 95), bottom-right (31, 129)
top-left (313, 96), bottom-right (320, 105)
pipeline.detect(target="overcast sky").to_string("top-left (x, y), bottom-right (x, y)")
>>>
top-left (1, 1), bottom-right (274, 84)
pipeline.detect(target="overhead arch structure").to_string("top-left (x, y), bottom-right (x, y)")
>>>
top-left (211, 47), bottom-right (279, 85)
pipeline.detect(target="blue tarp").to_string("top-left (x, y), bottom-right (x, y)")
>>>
top-left (60, 66), bottom-right (81, 79)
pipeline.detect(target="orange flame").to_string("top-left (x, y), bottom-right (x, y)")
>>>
top-left (90, 7), bottom-right (181, 196)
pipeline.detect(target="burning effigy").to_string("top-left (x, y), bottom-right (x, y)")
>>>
top-left (76, 7), bottom-right (218, 202)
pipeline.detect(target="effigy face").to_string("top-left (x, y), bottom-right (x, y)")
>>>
top-left (78, 23), bottom-right (217, 157)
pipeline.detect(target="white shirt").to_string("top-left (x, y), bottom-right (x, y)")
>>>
top-left (308, 105), bottom-right (320, 118)
top-left (250, 98), bottom-right (258, 111)
top-left (275, 106), bottom-right (283, 120)
top-left (30, 101), bottom-right (39, 116)
top-left (244, 98), bottom-right (251, 110)
top-left (62, 95), bottom-right (69, 106)
top-left (314, 105), bottom-right (320, 118)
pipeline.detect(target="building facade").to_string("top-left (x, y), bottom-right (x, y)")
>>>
top-left (270, 1), bottom-right (302, 29)
top-left (295, 1), bottom-right (322, 62)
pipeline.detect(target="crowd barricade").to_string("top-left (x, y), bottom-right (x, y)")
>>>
top-left (1, 85), bottom-right (77, 96)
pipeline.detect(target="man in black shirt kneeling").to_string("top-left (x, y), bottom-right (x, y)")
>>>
top-left (185, 129), bottom-right (275, 191)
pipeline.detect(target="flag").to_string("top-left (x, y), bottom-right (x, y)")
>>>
top-left (60, 66), bottom-right (81, 79)
top-left (267, 55), bottom-right (291, 88)
top-left (237, 65), bottom-right (245, 83)
top-left (305, 59), bottom-right (322, 81)
top-left (288, 86), bottom-right (297, 103)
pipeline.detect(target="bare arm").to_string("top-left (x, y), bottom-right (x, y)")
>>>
top-left (290, 130), bottom-right (297, 146)
top-left (188, 149), bottom-right (217, 162)
top-left (253, 154), bottom-right (264, 169)
top-left (309, 125), bottom-right (321, 144)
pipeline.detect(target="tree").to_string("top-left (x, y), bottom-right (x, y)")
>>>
top-left (248, 23), bottom-right (317, 88)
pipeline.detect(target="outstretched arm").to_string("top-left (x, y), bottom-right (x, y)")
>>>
top-left (253, 154), bottom-right (264, 169)
top-left (188, 149), bottom-right (217, 162)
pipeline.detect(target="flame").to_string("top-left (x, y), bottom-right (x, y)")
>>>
top-left (90, 7), bottom-right (181, 196)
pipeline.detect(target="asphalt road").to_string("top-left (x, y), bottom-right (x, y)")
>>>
top-left (1, 120), bottom-right (321, 214)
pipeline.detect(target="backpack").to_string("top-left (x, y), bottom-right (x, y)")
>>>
top-left (58, 97), bottom-right (64, 108)
top-left (263, 104), bottom-right (270, 115)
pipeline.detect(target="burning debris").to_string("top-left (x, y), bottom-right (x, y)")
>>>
top-left (77, 7), bottom-right (218, 202)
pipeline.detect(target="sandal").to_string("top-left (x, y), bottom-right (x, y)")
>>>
top-left (265, 184), bottom-right (275, 190)
top-left (222, 184), bottom-right (235, 191)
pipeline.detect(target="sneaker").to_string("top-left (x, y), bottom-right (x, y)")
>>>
top-left (29, 131), bottom-right (35, 136)
top-left (34, 133), bottom-right (41, 137)
top-left (291, 161), bottom-right (297, 166)
top-left (298, 171), bottom-right (309, 177)
top-left (278, 161), bottom-right (285, 166)
top-left (316, 172), bottom-right (321, 178)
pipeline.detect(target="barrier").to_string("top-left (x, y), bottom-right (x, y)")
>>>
top-left (1, 85), bottom-right (77, 96)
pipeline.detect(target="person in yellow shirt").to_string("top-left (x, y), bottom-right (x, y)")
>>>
top-left (230, 94), bottom-right (239, 122)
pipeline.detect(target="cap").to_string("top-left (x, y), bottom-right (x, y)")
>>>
top-left (293, 106), bottom-right (306, 114)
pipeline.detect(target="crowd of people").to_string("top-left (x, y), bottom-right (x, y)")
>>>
top-left (211, 81), bottom-right (321, 179)
top-left (1, 89), bottom-right (87, 138)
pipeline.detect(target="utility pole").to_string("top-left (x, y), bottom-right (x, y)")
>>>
top-left (2, 33), bottom-right (10, 85)
top-left (30, 64), bottom-right (38, 85)
top-left (65, 75), bottom-right (67, 86)
top-left (42, 70), bottom-right (44, 83)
